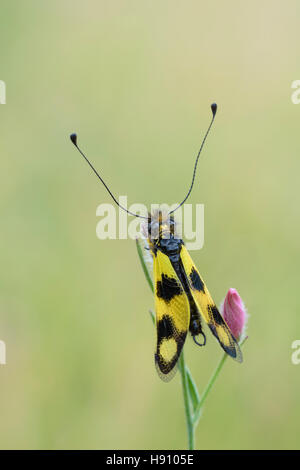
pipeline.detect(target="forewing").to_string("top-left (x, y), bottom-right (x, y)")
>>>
top-left (180, 245), bottom-right (242, 362)
top-left (153, 250), bottom-right (190, 381)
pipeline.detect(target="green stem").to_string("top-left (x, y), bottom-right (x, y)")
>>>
top-left (179, 351), bottom-right (195, 450)
top-left (193, 353), bottom-right (227, 424)
top-left (193, 336), bottom-right (248, 424)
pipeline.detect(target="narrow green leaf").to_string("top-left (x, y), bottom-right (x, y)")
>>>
top-left (179, 351), bottom-right (195, 449)
top-left (185, 365), bottom-right (200, 415)
top-left (149, 309), bottom-right (155, 325)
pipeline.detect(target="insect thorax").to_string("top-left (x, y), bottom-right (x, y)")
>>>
top-left (144, 210), bottom-right (183, 257)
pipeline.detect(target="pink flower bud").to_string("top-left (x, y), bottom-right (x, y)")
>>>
top-left (220, 288), bottom-right (248, 340)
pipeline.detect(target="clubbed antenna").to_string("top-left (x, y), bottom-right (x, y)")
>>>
top-left (70, 133), bottom-right (148, 219)
top-left (169, 103), bottom-right (218, 215)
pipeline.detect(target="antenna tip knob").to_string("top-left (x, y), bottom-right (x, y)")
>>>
top-left (70, 133), bottom-right (77, 146)
top-left (211, 103), bottom-right (217, 116)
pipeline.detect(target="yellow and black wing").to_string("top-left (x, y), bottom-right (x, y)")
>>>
top-left (153, 250), bottom-right (190, 381)
top-left (180, 245), bottom-right (242, 362)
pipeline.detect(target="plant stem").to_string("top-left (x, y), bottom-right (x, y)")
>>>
top-left (179, 351), bottom-right (195, 450)
top-left (193, 336), bottom-right (248, 424)
top-left (193, 353), bottom-right (227, 424)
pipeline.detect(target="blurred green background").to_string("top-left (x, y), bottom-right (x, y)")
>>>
top-left (0, 0), bottom-right (299, 450)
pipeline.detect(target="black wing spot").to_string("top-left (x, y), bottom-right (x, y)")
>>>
top-left (155, 352), bottom-right (178, 377)
top-left (190, 267), bottom-right (205, 292)
top-left (155, 328), bottom-right (187, 380)
top-left (157, 315), bottom-right (175, 341)
top-left (156, 274), bottom-right (182, 302)
top-left (210, 305), bottom-right (224, 325)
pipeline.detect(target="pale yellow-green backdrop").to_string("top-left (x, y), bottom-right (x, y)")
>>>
top-left (0, 0), bottom-right (299, 449)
